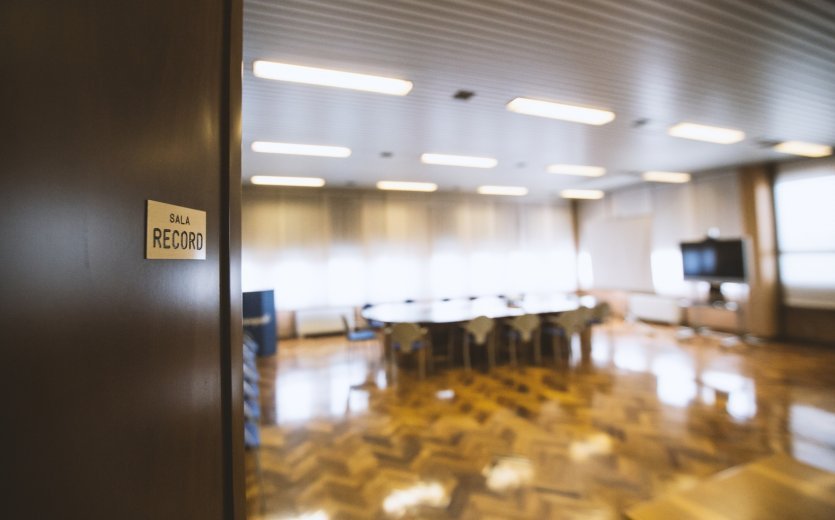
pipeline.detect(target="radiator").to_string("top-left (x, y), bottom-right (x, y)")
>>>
top-left (294, 307), bottom-right (353, 337)
top-left (628, 294), bottom-right (683, 325)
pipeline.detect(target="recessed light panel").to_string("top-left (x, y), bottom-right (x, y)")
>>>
top-left (668, 122), bottom-right (745, 144)
top-left (506, 97), bottom-right (615, 125)
top-left (376, 181), bottom-right (438, 192)
top-left (252, 60), bottom-right (413, 96)
top-left (642, 171), bottom-right (691, 183)
top-left (773, 140), bottom-right (832, 158)
top-left (477, 185), bottom-right (528, 196)
top-left (251, 141), bottom-right (351, 158)
top-left (421, 153), bottom-right (497, 169)
top-left (546, 164), bottom-right (606, 177)
top-left (560, 189), bottom-right (604, 200)
top-left (251, 176), bottom-right (326, 187)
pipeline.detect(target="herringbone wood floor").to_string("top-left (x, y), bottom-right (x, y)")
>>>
top-left (246, 322), bottom-right (835, 519)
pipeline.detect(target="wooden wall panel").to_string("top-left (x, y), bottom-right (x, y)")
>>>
top-left (782, 306), bottom-right (835, 345)
top-left (738, 165), bottom-right (780, 339)
top-left (0, 1), bottom-right (242, 518)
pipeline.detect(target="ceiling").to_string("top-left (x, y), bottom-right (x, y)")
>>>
top-left (242, 0), bottom-right (835, 198)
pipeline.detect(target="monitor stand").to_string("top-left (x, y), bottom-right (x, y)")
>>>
top-left (677, 281), bottom-right (749, 348)
top-left (708, 282), bottom-right (724, 305)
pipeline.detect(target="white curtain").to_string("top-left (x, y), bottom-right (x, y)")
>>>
top-left (242, 190), bottom-right (577, 310)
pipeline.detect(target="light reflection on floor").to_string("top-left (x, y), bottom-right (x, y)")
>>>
top-left (790, 404), bottom-right (835, 472)
top-left (264, 321), bottom-right (832, 432)
top-left (274, 352), bottom-right (380, 424)
top-left (482, 456), bottom-right (534, 492)
top-left (382, 481), bottom-right (448, 517)
top-left (249, 321), bottom-right (835, 519)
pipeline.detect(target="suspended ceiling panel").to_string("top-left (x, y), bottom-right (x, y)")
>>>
top-left (242, 0), bottom-right (835, 198)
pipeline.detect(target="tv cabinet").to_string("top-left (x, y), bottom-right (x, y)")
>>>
top-left (686, 301), bottom-right (744, 335)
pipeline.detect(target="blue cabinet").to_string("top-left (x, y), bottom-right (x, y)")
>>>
top-left (243, 290), bottom-right (277, 356)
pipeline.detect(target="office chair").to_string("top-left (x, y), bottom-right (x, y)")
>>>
top-left (461, 316), bottom-right (496, 372)
top-left (385, 322), bottom-right (432, 382)
top-left (546, 307), bottom-right (592, 365)
top-left (506, 314), bottom-right (542, 368)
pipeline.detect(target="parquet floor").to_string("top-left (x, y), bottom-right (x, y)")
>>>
top-left (245, 321), bottom-right (835, 519)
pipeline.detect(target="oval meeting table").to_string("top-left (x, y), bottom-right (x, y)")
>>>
top-left (361, 294), bottom-right (598, 375)
top-left (361, 294), bottom-right (597, 325)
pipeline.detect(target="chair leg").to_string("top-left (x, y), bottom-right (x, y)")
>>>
top-left (552, 334), bottom-right (559, 363)
top-left (563, 335), bottom-right (572, 361)
top-left (488, 333), bottom-right (496, 371)
top-left (463, 334), bottom-right (471, 372)
top-left (447, 329), bottom-right (455, 368)
top-left (389, 343), bottom-right (398, 384)
top-left (418, 348), bottom-right (426, 380)
top-left (426, 336), bottom-right (434, 375)
top-left (580, 327), bottom-right (592, 360)
top-left (555, 335), bottom-right (568, 367)
top-left (510, 337), bottom-right (518, 368)
top-left (534, 334), bottom-right (542, 365)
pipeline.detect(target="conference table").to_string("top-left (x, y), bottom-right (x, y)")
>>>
top-left (361, 294), bottom-right (597, 325)
top-left (361, 294), bottom-right (598, 373)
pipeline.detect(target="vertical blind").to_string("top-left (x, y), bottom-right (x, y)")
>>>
top-left (242, 190), bottom-right (577, 309)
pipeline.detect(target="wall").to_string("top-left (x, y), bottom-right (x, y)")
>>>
top-left (242, 187), bottom-right (577, 310)
top-left (0, 1), bottom-right (243, 518)
top-left (578, 169), bottom-right (743, 299)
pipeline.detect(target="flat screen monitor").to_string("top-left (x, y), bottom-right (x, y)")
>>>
top-left (680, 238), bottom-right (746, 283)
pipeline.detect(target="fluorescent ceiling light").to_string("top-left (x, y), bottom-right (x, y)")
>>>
top-left (560, 189), bottom-right (604, 200)
top-left (477, 185), bottom-right (528, 196)
top-left (252, 60), bottom-right (413, 96)
top-left (773, 140), bottom-right (833, 158)
top-left (251, 141), bottom-right (351, 158)
top-left (421, 153), bottom-right (497, 169)
top-left (506, 97), bottom-right (615, 125)
top-left (546, 164), bottom-right (605, 177)
top-left (376, 181), bottom-right (438, 192)
top-left (642, 171), bottom-right (691, 183)
top-left (251, 175), bottom-right (325, 187)
top-left (668, 122), bottom-right (745, 144)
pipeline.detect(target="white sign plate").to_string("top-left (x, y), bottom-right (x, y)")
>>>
top-left (146, 200), bottom-right (207, 260)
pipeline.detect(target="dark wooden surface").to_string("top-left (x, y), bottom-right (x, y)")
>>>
top-left (246, 323), bottom-right (835, 518)
top-left (0, 1), bottom-right (241, 518)
top-left (222, 0), bottom-right (245, 517)
top-left (783, 306), bottom-right (835, 345)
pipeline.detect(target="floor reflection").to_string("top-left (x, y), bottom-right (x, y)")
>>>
top-left (249, 321), bottom-right (835, 519)
top-left (483, 456), bottom-right (534, 492)
top-left (270, 351), bottom-right (380, 425)
top-left (790, 404), bottom-right (835, 472)
top-left (382, 482), bottom-right (448, 517)
top-left (651, 352), bottom-right (697, 407)
top-left (701, 370), bottom-right (757, 421)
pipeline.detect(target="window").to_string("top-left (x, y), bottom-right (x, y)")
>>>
top-left (774, 160), bottom-right (835, 309)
